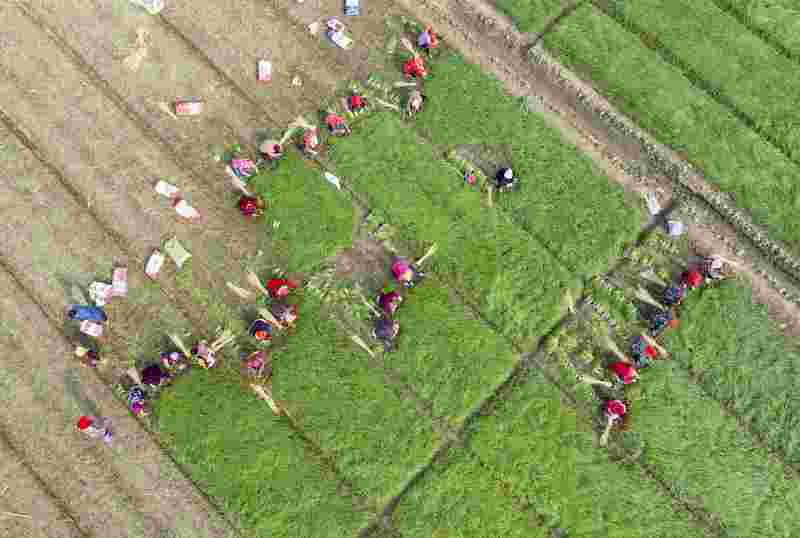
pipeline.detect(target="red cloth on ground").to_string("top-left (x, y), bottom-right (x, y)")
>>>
top-left (267, 278), bottom-right (297, 298)
top-left (610, 362), bottom-right (637, 384)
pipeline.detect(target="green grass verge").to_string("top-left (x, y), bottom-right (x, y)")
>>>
top-left (718, 0), bottom-right (800, 60)
top-left (391, 449), bottom-right (550, 537)
top-left (528, 5), bottom-right (800, 253)
top-left (249, 156), bottom-right (354, 274)
top-left (418, 53), bottom-right (641, 275)
top-left (606, 0), bottom-right (800, 161)
top-left (154, 374), bottom-right (368, 538)
top-left (392, 283), bottom-right (520, 423)
top-left (665, 281), bottom-right (800, 465)
top-left (467, 368), bottom-right (708, 537)
top-left (328, 113), bottom-right (573, 345)
top-left (492, 0), bottom-right (565, 34)
top-left (273, 294), bottom-right (438, 501)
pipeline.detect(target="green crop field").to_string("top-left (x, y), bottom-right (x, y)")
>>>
top-left (493, 0), bottom-right (800, 255)
top-left (148, 26), bottom-right (800, 537)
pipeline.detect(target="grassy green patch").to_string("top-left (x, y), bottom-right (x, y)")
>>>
top-left (272, 294), bottom-right (437, 500)
top-left (392, 449), bottom-right (549, 537)
top-left (250, 156), bottom-right (354, 274)
top-left (418, 53), bottom-right (640, 275)
top-left (607, 0), bottom-right (800, 161)
top-left (393, 283), bottom-right (520, 422)
top-left (328, 113), bottom-right (573, 344)
top-left (624, 362), bottom-right (800, 536)
top-left (492, 0), bottom-right (565, 33)
top-left (467, 368), bottom-right (707, 537)
top-left (154, 374), bottom-right (368, 537)
top-left (709, 0), bottom-right (800, 60)
top-left (665, 281), bottom-right (800, 465)
top-left (526, 5), bottom-right (800, 253)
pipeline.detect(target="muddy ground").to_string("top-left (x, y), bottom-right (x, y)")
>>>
top-left (0, 0), bottom-right (798, 535)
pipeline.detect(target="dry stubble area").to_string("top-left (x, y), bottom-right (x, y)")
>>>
top-left (1, 0), bottom-right (798, 536)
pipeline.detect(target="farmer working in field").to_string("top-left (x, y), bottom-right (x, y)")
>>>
top-left (249, 318), bottom-right (274, 342)
top-left (680, 268), bottom-right (704, 289)
top-left (77, 415), bottom-right (113, 445)
top-left (241, 350), bottom-right (272, 381)
top-left (325, 112), bottom-right (352, 137)
top-left (599, 399), bottom-right (628, 447)
top-left (418, 26), bottom-right (439, 55)
top-left (267, 278), bottom-right (298, 299)
top-left (406, 90), bottom-right (426, 117)
top-left (259, 140), bottom-right (284, 162)
top-left (377, 289), bottom-right (404, 316)
top-left (402, 37), bottom-right (428, 79)
top-left (372, 316), bottom-right (400, 351)
top-left (74, 345), bottom-right (101, 368)
top-left (494, 167), bottom-right (518, 193)
top-left (67, 305), bottom-right (107, 323)
top-left (161, 350), bottom-right (190, 375)
top-left (238, 195), bottom-right (266, 219)
top-left (609, 359), bottom-right (639, 386)
top-left (392, 259), bottom-right (425, 289)
top-left (347, 93), bottom-right (368, 114)
top-left (648, 307), bottom-right (679, 337)
top-left (662, 281), bottom-right (686, 308)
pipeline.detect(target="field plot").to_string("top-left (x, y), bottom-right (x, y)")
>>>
top-left (665, 282), bottom-right (800, 465)
top-left (155, 374), bottom-right (368, 538)
top-left (328, 113), bottom-right (574, 344)
top-left (467, 367), bottom-right (707, 538)
top-left (711, 0), bottom-right (800, 60)
top-left (416, 53), bottom-right (641, 274)
top-left (392, 283), bottom-right (520, 422)
top-left (496, 0), bottom-right (800, 254)
top-left (272, 295), bottom-right (438, 501)
top-left (249, 157), bottom-right (355, 274)
top-left (390, 449), bottom-right (549, 537)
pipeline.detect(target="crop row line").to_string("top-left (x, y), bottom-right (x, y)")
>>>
top-left (707, 0), bottom-right (800, 66)
top-left (530, 0), bottom-right (587, 48)
top-left (13, 2), bottom-right (458, 526)
top-left (523, 30), bottom-right (800, 294)
top-left (8, 2), bottom-right (384, 526)
top-left (592, 0), bottom-right (799, 171)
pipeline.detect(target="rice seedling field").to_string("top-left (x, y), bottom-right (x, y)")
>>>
top-left (492, 0), bottom-right (800, 255)
top-left (5, 0), bottom-right (799, 535)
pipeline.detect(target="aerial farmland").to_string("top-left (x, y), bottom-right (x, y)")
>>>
top-left (1, 0), bottom-right (799, 537)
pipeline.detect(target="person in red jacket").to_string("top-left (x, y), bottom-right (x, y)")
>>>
top-left (609, 360), bottom-right (639, 386)
top-left (238, 195), bottom-right (266, 219)
top-left (266, 278), bottom-right (297, 299)
top-left (325, 112), bottom-right (352, 137)
top-left (403, 54), bottom-right (428, 79)
top-left (347, 94), bottom-right (368, 114)
top-left (77, 416), bottom-right (113, 445)
top-left (681, 269), bottom-right (704, 289)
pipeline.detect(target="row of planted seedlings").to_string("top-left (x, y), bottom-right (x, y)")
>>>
top-left (538, 229), bottom-right (800, 536)
top-left (517, 0), bottom-right (800, 258)
top-left (151, 153), bottom-right (383, 538)
top-left (308, 77), bottom-right (722, 536)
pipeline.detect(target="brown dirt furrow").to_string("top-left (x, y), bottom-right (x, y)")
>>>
top-left (0, 435), bottom-right (86, 538)
top-left (0, 3), bottom-right (277, 334)
top-left (0, 266), bottom-right (238, 538)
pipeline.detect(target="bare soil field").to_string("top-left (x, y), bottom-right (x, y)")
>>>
top-left (1, 0), bottom-right (798, 535)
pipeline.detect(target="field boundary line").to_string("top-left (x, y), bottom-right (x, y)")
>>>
top-left (530, 0), bottom-right (587, 47)
top-left (708, 0), bottom-right (800, 65)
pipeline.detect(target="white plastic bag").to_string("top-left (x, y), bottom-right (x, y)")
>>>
top-left (323, 171), bottom-right (342, 190)
top-left (129, 0), bottom-right (164, 15)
